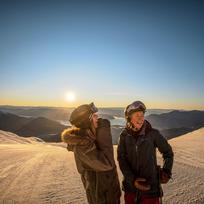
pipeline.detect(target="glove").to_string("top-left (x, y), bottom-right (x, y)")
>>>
top-left (160, 168), bottom-right (171, 184)
top-left (97, 118), bottom-right (110, 128)
top-left (134, 178), bottom-right (151, 191)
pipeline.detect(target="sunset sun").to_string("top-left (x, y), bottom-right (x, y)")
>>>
top-left (65, 91), bottom-right (76, 102)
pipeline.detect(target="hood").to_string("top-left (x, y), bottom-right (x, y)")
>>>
top-left (61, 127), bottom-right (91, 151)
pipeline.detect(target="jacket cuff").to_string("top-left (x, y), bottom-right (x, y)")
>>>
top-left (162, 168), bottom-right (172, 178)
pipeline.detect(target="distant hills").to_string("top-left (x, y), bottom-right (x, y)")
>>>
top-left (0, 108), bottom-right (204, 144)
top-left (0, 111), bottom-right (67, 142)
top-left (146, 110), bottom-right (204, 130)
top-left (0, 106), bottom-right (73, 121)
top-left (0, 105), bottom-right (174, 121)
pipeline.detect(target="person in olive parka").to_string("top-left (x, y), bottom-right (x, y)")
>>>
top-left (61, 103), bottom-right (121, 204)
top-left (117, 101), bottom-right (174, 204)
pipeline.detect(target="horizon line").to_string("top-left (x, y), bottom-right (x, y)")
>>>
top-left (0, 104), bottom-right (203, 111)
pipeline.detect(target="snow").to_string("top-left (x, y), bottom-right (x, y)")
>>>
top-left (0, 128), bottom-right (204, 204)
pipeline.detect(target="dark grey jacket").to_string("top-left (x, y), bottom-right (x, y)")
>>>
top-left (117, 120), bottom-right (174, 197)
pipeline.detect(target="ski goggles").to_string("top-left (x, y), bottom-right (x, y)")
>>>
top-left (89, 102), bottom-right (98, 113)
top-left (126, 101), bottom-right (146, 114)
top-left (88, 102), bottom-right (98, 120)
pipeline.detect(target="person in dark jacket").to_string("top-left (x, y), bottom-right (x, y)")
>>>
top-left (117, 101), bottom-right (174, 204)
top-left (61, 102), bottom-right (121, 204)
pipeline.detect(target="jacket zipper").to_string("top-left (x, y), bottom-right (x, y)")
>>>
top-left (135, 144), bottom-right (139, 173)
top-left (135, 139), bottom-right (144, 173)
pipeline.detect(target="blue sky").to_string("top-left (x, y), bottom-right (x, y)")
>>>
top-left (0, 1), bottom-right (204, 109)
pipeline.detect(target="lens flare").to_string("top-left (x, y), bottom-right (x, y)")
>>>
top-left (65, 91), bottom-right (76, 102)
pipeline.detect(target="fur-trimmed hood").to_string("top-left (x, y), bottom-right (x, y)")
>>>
top-left (61, 127), bottom-right (91, 150)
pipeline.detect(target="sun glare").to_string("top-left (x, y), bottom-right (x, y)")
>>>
top-left (65, 91), bottom-right (76, 102)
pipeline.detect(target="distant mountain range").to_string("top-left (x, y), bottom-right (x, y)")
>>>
top-left (146, 110), bottom-right (204, 140)
top-left (146, 110), bottom-right (204, 130)
top-left (0, 106), bottom-right (73, 121)
top-left (0, 105), bottom-right (174, 121)
top-left (0, 109), bottom-right (204, 144)
top-left (0, 111), bottom-right (67, 142)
